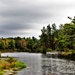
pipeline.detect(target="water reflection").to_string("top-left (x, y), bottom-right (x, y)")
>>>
top-left (2, 53), bottom-right (75, 75)
top-left (42, 54), bottom-right (75, 75)
top-left (2, 53), bottom-right (42, 75)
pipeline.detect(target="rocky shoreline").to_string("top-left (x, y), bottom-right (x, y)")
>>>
top-left (4, 69), bottom-right (18, 75)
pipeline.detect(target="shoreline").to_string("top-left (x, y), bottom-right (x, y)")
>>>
top-left (0, 57), bottom-right (26, 75)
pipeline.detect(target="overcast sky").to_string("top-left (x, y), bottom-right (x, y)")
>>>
top-left (0, 0), bottom-right (75, 38)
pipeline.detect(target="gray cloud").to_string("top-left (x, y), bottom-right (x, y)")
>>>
top-left (1, 22), bottom-right (36, 30)
top-left (0, 0), bottom-right (75, 38)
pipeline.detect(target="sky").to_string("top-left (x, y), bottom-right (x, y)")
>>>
top-left (0, 0), bottom-right (75, 38)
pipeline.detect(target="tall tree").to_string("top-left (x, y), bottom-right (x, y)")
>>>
top-left (9, 39), bottom-right (15, 49)
top-left (47, 24), bottom-right (51, 48)
top-left (40, 27), bottom-right (47, 47)
top-left (0, 40), bottom-right (6, 49)
top-left (20, 39), bottom-right (27, 49)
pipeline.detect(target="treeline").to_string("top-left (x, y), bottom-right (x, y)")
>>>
top-left (0, 17), bottom-right (75, 53)
top-left (39, 17), bottom-right (75, 53)
top-left (0, 36), bottom-right (40, 52)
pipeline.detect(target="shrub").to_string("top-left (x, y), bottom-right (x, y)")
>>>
top-left (6, 57), bottom-right (17, 63)
top-left (47, 48), bottom-right (53, 52)
top-left (2, 61), bottom-right (11, 69)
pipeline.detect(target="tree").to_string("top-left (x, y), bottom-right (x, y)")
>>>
top-left (20, 39), bottom-right (27, 49)
top-left (15, 39), bottom-right (21, 49)
top-left (0, 40), bottom-right (6, 49)
top-left (57, 17), bottom-right (75, 51)
top-left (51, 23), bottom-right (57, 50)
top-left (9, 39), bottom-right (15, 49)
top-left (40, 27), bottom-right (47, 47)
top-left (46, 24), bottom-right (51, 48)
top-left (26, 39), bottom-right (34, 52)
top-left (39, 24), bottom-right (57, 53)
top-left (39, 26), bottom-right (47, 53)
top-left (5, 39), bottom-right (9, 49)
top-left (63, 23), bottom-right (75, 50)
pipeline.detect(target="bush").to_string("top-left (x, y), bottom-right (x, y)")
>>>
top-left (0, 68), bottom-right (2, 71)
top-left (2, 61), bottom-right (11, 69)
top-left (6, 57), bottom-right (17, 63)
top-left (47, 48), bottom-right (53, 52)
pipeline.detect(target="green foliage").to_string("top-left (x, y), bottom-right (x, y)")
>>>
top-left (47, 48), bottom-right (53, 52)
top-left (60, 51), bottom-right (75, 60)
top-left (40, 24), bottom-right (57, 51)
top-left (6, 57), bottom-right (17, 63)
top-left (0, 72), bottom-right (4, 75)
top-left (0, 40), bottom-right (6, 49)
top-left (9, 39), bottom-right (15, 49)
top-left (14, 62), bottom-right (26, 69)
top-left (39, 16), bottom-right (75, 53)
top-left (0, 58), bottom-right (26, 73)
top-left (0, 16), bottom-right (75, 54)
top-left (0, 68), bottom-right (2, 71)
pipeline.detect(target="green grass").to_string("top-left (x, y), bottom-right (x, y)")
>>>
top-left (14, 61), bottom-right (26, 69)
top-left (0, 57), bottom-right (26, 74)
top-left (0, 72), bottom-right (4, 75)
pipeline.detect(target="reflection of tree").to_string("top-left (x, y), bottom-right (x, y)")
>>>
top-left (41, 54), bottom-right (59, 75)
top-left (42, 54), bottom-right (52, 75)
top-left (42, 51), bottom-right (75, 75)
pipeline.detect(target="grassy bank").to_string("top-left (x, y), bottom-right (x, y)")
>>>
top-left (58, 51), bottom-right (75, 61)
top-left (0, 57), bottom-right (26, 75)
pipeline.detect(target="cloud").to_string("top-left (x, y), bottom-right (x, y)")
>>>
top-left (0, 0), bottom-right (75, 38)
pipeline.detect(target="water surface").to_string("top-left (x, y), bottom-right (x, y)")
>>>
top-left (2, 52), bottom-right (75, 75)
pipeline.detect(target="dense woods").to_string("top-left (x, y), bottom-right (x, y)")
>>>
top-left (0, 17), bottom-right (75, 54)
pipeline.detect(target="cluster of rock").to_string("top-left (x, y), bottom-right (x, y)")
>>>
top-left (4, 69), bottom-right (18, 75)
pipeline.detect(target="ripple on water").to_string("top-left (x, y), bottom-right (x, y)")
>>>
top-left (2, 53), bottom-right (75, 75)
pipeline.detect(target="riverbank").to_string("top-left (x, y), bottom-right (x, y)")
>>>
top-left (1, 50), bottom-right (75, 61)
top-left (46, 51), bottom-right (75, 61)
top-left (1, 52), bottom-right (75, 75)
top-left (58, 52), bottom-right (75, 61)
top-left (0, 57), bottom-right (26, 75)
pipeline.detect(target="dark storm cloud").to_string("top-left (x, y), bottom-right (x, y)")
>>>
top-left (1, 22), bottom-right (35, 30)
top-left (0, 0), bottom-right (75, 38)
top-left (0, 0), bottom-right (53, 38)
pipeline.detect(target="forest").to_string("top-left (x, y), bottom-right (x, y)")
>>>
top-left (0, 17), bottom-right (75, 54)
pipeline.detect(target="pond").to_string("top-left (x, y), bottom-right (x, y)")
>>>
top-left (2, 52), bottom-right (75, 75)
